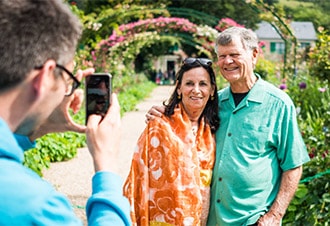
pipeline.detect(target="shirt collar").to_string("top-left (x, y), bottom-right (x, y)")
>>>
top-left (219, 73), bottom-right (265, 104)
top-left (0, 118), bottom-right (24, 162)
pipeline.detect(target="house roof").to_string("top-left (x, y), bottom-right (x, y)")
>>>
top-left (254, 21), bottom-right (317, 41)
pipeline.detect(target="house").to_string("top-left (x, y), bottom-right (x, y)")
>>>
top-left (254, 21), bottom-right (317, 61)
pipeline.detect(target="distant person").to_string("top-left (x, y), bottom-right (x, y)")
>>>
top-left (123, 58), bottom-right (220, 225)
top-left (156, 69), bottom-right (163, 85)
top-left (146, 27), bottom-right (310, 225)
top-left (0, 0), bottom-right (131, 225)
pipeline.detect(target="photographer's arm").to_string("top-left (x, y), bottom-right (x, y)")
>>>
top-left (85, 93), bottom-right (131, 225)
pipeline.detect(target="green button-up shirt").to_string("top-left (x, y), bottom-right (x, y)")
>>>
top-left (207, 76), bottom-right (310, 226)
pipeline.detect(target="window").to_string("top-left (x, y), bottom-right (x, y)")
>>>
top-left (300, 42), bottom-right (311, 49)
top-left (270, 42), bottom-right (285, 54)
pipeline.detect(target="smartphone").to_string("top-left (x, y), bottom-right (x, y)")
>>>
top-left (85, 73), bottom-right (112, 124)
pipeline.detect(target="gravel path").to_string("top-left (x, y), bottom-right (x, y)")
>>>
top-left (42, 85), bottom-right (174, 224)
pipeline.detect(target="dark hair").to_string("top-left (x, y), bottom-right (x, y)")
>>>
top-left (0, 0), bottom-right (82, 91)
top-left (163, 59), bottom-right (220, 133)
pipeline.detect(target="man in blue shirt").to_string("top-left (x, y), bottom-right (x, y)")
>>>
top-left (0, 0), bottom-right (131, 225)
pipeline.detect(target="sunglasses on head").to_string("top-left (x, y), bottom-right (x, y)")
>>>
top-left (182, 57), bottom-right (212, 67)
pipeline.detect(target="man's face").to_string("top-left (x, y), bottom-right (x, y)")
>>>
top-left (216, 37), bottom-right (257, 84)
top-left (15, 61), bottom-right (74, 137)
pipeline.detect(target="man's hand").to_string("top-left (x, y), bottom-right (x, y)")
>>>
top-left (86, 93), bottom-right (121, 173)
top-left (29, 68), bottom-right (94, 140)
top-left (257, 166), bottom-right (302, 226)
top-left (145, 105), bottom-right (165, 123)
top-left (257, 211), bottom-right (281, 226)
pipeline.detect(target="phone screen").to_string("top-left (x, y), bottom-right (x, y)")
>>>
top-left (85, 73), bottom-right (112, 124)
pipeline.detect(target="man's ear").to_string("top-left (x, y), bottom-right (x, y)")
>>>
top-left (32, 60), bottom-right (56, 98)
top-left (252, 48), bottom-right (259, 66)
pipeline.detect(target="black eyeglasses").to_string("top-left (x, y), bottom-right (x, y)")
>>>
top-left (34, 63), bottom-right (80, 96)
top-left (182, 58), bottom-right (212, 67)
top-left (55, 64), bottom-right (81, 96)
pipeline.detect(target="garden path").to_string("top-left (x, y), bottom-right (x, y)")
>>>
top-left (42, 85), bottom-right (174, 224)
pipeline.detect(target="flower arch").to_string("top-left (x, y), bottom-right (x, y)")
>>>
top-left (93, 17), bottom-right (244, 74)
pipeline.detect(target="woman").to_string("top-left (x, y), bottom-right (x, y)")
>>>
top-left (123, 57), bottom-right (220, 226)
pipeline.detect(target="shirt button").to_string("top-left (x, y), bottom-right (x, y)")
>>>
top-left (218, 177), bottom-right (222, 181)
top-left (228, 133), bottom-right (232, 137)
top-left (217, 199), bottom-right (221, 203)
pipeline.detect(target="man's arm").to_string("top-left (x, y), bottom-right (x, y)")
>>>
top-left (145, 105), bottom-right (165, 123)
top-left (257, 166), bottom-right (302, 225)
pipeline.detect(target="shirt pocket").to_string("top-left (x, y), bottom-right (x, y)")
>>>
top-left (238, 123), bottom-right (270, 155)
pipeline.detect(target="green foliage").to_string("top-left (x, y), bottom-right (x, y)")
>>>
top-left (23, 132), bottom-right (84, 176)
top-left (255, 57), bottom-right (277, 80)
top-left (23, 148), bottom-right (50, 176)
top-left (118, 81), bottom-right (156, 114)
top-left (308, 29), bottom-right (330, 84)
top-left (266, 69), bottom-right (330, 225)
top-left (116, 73), bottom-right (157, 114)
top-left (167, 0), bottom-right (260, 29)
top-left (23, 112), bottom-right (86, 176)
top-left (280, 0), bottom-right (330, 31)
top-left (284, 171), bottom-right (330, 225)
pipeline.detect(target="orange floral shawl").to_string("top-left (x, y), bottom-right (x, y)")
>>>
top-left (123, 104), bottom-right (216, 226)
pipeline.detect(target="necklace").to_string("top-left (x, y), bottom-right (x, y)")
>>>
top-left (191, 125), bottom-right (198, 147)
top-left (192, 125), bottom-right (198, 136)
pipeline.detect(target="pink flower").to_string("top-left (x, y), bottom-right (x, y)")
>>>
top-left (318, 87), bottom-right (326, 92)
top-left (91, 51), bottom-right (96, 61)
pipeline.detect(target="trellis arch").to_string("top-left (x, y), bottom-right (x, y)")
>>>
top-left (93, 15), bottom-right (241, 74)
top-left (243, 0), bottom-right (298, 78)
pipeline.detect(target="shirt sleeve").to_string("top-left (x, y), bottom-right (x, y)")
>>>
top-left (86, 171), bottom-right (132, 226)
top-left (14, 134), bottom-right (36, 151)
top-left (277, 101), bottom-right (310, 171)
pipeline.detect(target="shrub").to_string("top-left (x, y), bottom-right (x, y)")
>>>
top-left (278, 71), bottom-right (330, 224)
top-left (308, 28), bottom-right (330, 84)
top-left (255, 57), bottom-right (278, 81)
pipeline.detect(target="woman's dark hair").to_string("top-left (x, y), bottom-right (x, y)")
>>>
top-left (163, 58), bottom-right (220, 133)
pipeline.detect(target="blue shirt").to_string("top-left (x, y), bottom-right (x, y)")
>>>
top-left (14, 134), bottom-right (36, 150)
top-left (0, 118), bottom-right (131, 225)
top-left (207, 76), bottom-right (310, 226)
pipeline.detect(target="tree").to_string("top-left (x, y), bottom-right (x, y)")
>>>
top-left (167, 0), bottom-right (260, 29)
top-left (282, 0), bottom-right (330, 31)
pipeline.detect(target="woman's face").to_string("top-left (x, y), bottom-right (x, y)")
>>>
top-left (177, 67), bottom-right (214, 117)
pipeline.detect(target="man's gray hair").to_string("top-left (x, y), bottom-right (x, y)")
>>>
top-left (214, 27), bottom-right (259, 55)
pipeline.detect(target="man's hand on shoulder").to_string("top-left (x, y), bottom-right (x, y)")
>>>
top-left (145, 105), bottom-right (165, 123)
